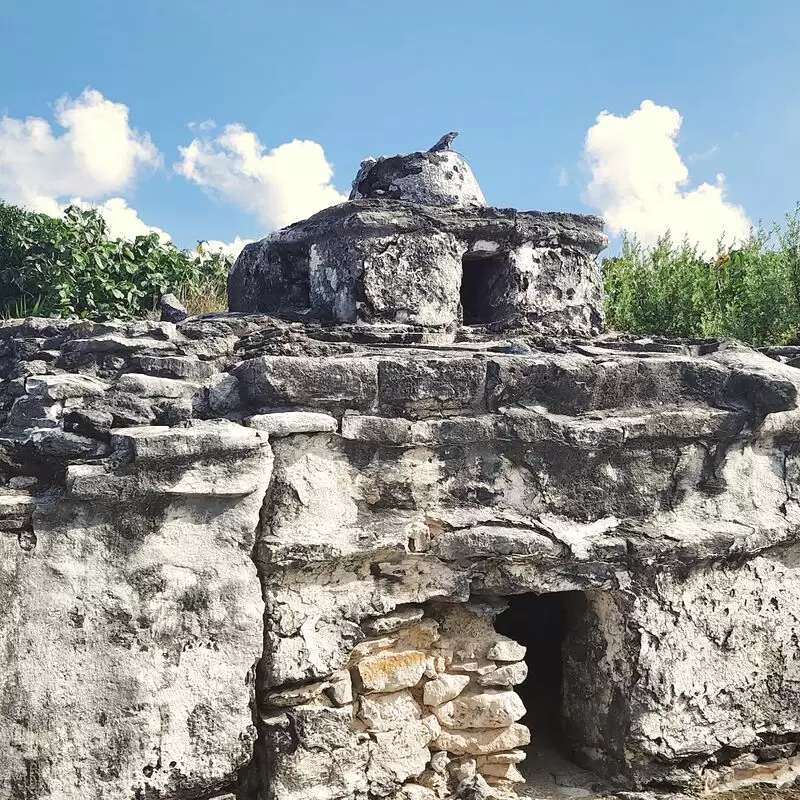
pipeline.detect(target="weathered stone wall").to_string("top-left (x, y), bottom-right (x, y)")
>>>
top-left (1, 314), bottom-right (800, 799)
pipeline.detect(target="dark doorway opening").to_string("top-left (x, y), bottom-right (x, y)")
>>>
top-left (459, 251), bottom-right (514, 325)
top-left (494, 592), bottom-right (573, 751)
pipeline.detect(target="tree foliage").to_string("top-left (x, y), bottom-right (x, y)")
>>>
top-left (603, 207), bottom-right (800, 346)
top-left (0, 202), bottom-right (230, 319)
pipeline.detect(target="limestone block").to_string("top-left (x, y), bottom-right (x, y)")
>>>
top-left (355, 650), bottom-right (427, 693)
top-left (115, 372), bottom-right (197, 398)
top-left (362, 606), bottom-right (425, 635)
top-left (433, 689), bottom-right (525, 729)
top-left (266, 679), bottom-right (331, 707)
top-left (326, 669), bottom-right (354, 705)
top-left (377, 357), bottom-right (487, 418)
top-left (25, 372), bottom-right (109, 400)
top-left (477, 662), bottom-right (528, 687)
top-left (485, 640), bottom-right (526, 662)
top-left (477, 749), bottom-right (526, 764)
top-left (207, 372), bottom-right (241, 413)
top-left (434, 724), bottom-right (531, 756)
top-left (478, 762), bottom-right (525, 782)
top-left (341, 413), bottom-right (413, 444)
top-left (247, 410), bottom-right (338, 437)
top-left (367, 719), bottom-right (437, 795)
top-left (358, 689), bottom-right (422, 730)
top-left (423, 673), bottom-right (470, 706)
top-left (233, 355), bottom-right (378, 412)
top-left (111, 419), bottom-right (265, 464)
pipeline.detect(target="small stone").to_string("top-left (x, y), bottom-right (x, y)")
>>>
top-left (358, 689), bottom-right (421, 731)
top-left (30, 429), bottom-right (109, 459)
top-left (265, 680), bottom-right (330, 707)
top-left (362, 606), bottom-right (425, 636)
top-left (433, 689), bottom-right (525, 730)
top-left (423, 674), bottom-right (470, 707)
top-left (325, 670), bottom-right (354, 706)
top-left (485, 639), bottom-right (526, 662)
top-left (395, 620), bottom-right (441, 650)
top-left (115, 373), bottom-right (196, 399)
top-left (456, 774), bottom-right (497, 799)
top-left (450, 660), bottom-right (497, 675)
top-left (354, 650), bottom-right (427, 693)
top-left (396, 785), bottom-right (437, 800)
top-left (476, 662), bottom-right (528, 688)
top-left (26, 373), bottom-right (109, 401)
top-left (478, 762), bottom-right (524, 782)
top-left (429, 750), bottom-right (450, 774)
top-left (247, 411), bottom-right (338, 437)
top-left (449, 757), bottom-right (477, 781)
top-left (434, 723), bottom-right (531, 756)
top-left (8, 476), bottom-right (37, 490)
top-left (17, 529), bottom-right (37, 551)
top-left (159, 293), bottom-right (188, 323)
top-left (207, 373), bottom-right (241, 413)
top-left (477, 750), bottom-right (526, 765)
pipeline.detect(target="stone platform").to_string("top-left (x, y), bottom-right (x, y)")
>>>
top-left (0, 313), bottom-right (798, 799)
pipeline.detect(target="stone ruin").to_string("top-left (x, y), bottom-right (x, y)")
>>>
top-left (1, 139), bottom-right (800, 800)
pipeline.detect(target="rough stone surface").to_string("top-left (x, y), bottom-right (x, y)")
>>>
top-left (4, 141), bottom-right (800, 800)
top-left (349, 149), bottom-right (487, 208)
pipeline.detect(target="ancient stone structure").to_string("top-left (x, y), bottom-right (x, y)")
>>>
top-left (2, 143), bottom-right (800, 800)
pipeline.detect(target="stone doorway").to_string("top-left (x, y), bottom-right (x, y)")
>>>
top-left (460, 250), bottom-right (515, 325)
top-left (494, 591), bottom-right (612, 799)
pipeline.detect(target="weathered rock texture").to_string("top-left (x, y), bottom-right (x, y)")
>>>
top-left (229, 205), bottom-right (606, 337)
top-left (1, 311), bottom-right (799, 799)
top-left (3, 146), bottom-right (800, 800)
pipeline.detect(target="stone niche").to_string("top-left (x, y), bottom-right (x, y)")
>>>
top-left (2, 140), bottom-right (800, 800)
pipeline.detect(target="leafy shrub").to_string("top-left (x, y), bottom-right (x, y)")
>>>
top-left (603, 207), bottom-right (800, 346)
top-left (0, 202), bottom-right (231, 320)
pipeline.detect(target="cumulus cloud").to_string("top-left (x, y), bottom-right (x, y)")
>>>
top-left (0, 89), bottom-right (160, 210)
top-left (175, 124), bottom-right (348, 231)
top-left (583, 100), bottom-right (751, 255)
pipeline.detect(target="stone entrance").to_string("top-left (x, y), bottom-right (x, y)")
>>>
top-left (460, 250), bottom-right (515, 326)
top-left (494, 592), bottom-right (573, 752)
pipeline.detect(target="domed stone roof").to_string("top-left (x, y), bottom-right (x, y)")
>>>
top-left (349, 149), bottom-right (487, 208)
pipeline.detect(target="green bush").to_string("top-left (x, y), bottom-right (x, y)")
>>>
top-left (603, 207), bottom-right (800, 346)
top-left (0, 202), bottom-right (230, 320)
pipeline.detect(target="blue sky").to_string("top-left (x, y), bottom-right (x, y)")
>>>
top-left (1, 0), bottom-right (799, 255)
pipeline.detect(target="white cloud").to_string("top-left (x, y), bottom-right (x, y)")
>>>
top-left (201, 236), bottom-right (252, 260)
top-left (0, 89), bottom-right (160, 209)
top-left (175, 124), bottom-right (348, 231)
top-left (70, 197), bottom-right (170, 242)
top-left (583, 100), bottom-right (751, 255)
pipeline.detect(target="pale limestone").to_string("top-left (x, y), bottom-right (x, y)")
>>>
top-left (423, 673), bottom-right (470, 706)
top-left (434, 723), bottom-right (531, 756)
top-left (477, 662), bottom-right (528, 687)
top-left (355, 650), bottom-right (428, 693)
top-left (485, 639), bottom-right (526, 662)
top-left (358, 689), bottom-right (422, 731)
top-left (433, 689), bottom-right (526, 729)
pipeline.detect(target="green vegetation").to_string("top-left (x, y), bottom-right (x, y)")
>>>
top-left (603, 207), bottom-right (800, 346)
top-left (0, 202), bottom-right (230, 320)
